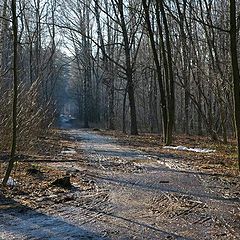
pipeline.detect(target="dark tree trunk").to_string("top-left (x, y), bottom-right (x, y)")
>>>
top-left (230, 0), bottom-right (240, 169)
top-left (158, 0), bottom-right (175, 145)
top-left (122, 87), bottom-right (127, 134)
top-left (127, 79), bottom-right (138, 135)
top-left (176, 1), bottom-right (190, 134)
top-left (142, 0), bottom-right (168, 141)
top-left (94, 0), bottom-right (115, 129)
top-left (84, 72), bottom-right (90, 128)
top-left (119, 0), bottom-right (138, 135)
top-left (109, 81), bottom-right (115, 130)
top-left (3, 0), bottom-right (18, 185)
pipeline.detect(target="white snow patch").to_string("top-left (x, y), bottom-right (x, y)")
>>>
top-left (60, 149), bottom-right (77, 155)
top-left (163, 145), bottom-right (216, 153)
top-left (0, 177), bottom-right (18, 186)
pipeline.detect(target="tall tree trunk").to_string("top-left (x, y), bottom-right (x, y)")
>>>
top-left (3, 0), bottom-right (18, 185)
top-left (142, 0), bottom-right (168, 141)
top-left (230, 0), bottom-right (240, 169)
top-left (158, 0), bottom-right (175, 145)
top-left (119, 0), bottom-right (138, 135)
top-left (83, 2), bottom-right (91, 128)
top-left (176, 1), bottom-right (190, 134)
top-left (94, 0), bottom-right (115, 129)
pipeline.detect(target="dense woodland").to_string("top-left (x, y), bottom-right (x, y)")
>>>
top-left (1, 0), bottom-right (240, 183)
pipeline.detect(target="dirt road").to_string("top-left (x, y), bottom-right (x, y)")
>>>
top-left (0, 129), bottom-right (239, 239)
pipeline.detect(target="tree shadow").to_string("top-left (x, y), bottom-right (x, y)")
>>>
top-left (144, 164), bottom-right (239, 178)
top-left (0, 193), bottom-right (195, 240)
top-left (87, 173), bottom-right (240, 203)
top-left (0, 194), bottom-right (107, 240)
top-left (77, 206), bottom-right (194, 240)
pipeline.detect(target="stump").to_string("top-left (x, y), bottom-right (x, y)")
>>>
top-left (51, 176), bottom-right (72, 188)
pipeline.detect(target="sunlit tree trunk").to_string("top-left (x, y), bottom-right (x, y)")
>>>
top-left (3, 0), bottom-right (18, 186)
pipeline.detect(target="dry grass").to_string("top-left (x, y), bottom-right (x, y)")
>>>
top-left (98, 130), bottom-right (239, 175)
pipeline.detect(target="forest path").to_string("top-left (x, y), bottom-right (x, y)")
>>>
top-left (0, 129), bottom-right (239, 239)
top-left (59, 129), bottom-right (240, 239)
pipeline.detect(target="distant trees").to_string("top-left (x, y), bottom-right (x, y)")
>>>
top-left (58, 0), bottom-right (239, 147)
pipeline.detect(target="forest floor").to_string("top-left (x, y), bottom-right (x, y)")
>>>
top-left (0, 128), bottom-right (239, 239)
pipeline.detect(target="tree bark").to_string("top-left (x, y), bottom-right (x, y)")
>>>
top-left (158, 0), bottom-right (175, 145)
top-left (142, 0), bottom-right (168, 141)
top-left (3, 0), bottom-right (18, 185)
top-left (118, 0), bottom-right (138, 135)
top-left (230, 0), bottom-right (240, 169)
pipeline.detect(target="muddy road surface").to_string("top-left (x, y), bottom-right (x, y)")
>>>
top-left (0, 129), bottom-right (239, 239)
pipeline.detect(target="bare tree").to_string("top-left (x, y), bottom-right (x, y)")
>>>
top-left (230, 0), bottom-right (240, 169)
top-left (2, 0), bottom-right (18, 185)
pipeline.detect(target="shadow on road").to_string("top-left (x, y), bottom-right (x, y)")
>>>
top-left (87, 173), bottom-right (240, 203)
top-left (0, 194), bottom-right (107, 240)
